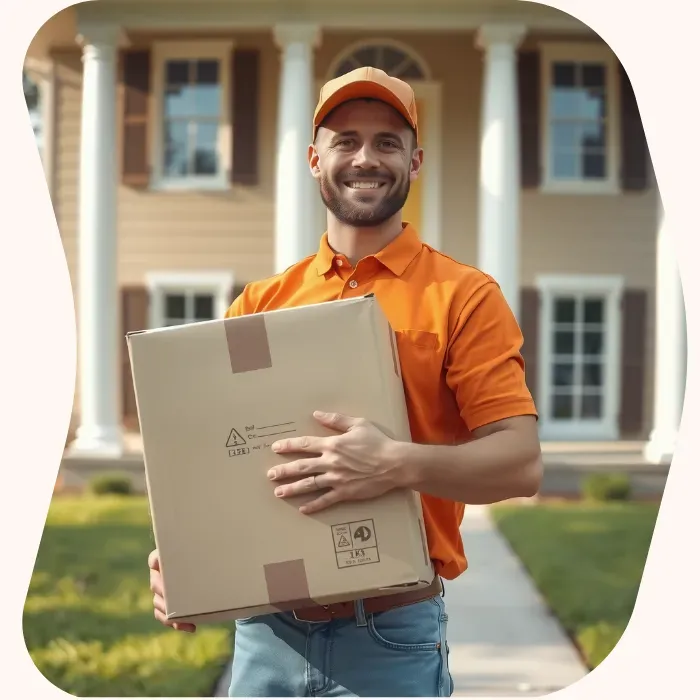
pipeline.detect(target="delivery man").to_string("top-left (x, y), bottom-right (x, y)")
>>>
top-left (148, 66), bottom-right (542, 697)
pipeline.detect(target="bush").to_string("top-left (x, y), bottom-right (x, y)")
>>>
top-left (581, 473), bottom-right (632, 502)
top-left (88, 472), bottom-right (134, 496)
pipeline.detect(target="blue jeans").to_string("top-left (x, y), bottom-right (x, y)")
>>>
top-left (228, 594), bottom-right (453, 697)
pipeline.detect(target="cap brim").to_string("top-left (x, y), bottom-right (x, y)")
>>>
top-left (313, 81), bottom-right (416, 136)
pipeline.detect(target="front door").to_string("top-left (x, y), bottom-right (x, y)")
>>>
top-left (401, 97), bottom-right (424, 232)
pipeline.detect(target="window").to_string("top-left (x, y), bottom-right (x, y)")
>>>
top-left (151, 42), bottom-right (233, 190)
top-left (540, 43), bottom-right (619, 193)
top-left (536, 275), bottom-right (623, 440)
top-left (549, 296), bottom-right (606, 420)
top-left (146, 272), bottom-right (235, 329)
top-left (331, 41), bottom-right (428, 80)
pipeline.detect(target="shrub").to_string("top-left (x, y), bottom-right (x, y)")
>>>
top-left (88, 472), bottom-right (134, 496)
top-left (581, 473), bottom-right (632, 502)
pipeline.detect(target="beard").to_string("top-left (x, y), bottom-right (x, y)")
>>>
top-left (318, 169), bottom-right (411, 228)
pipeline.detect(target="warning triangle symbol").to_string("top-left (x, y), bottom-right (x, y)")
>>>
top-left (338, 535), bottom-right (350, 547)
top-left (226, 428), bottom-right (247, 447)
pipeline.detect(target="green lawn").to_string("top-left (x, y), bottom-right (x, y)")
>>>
top-left (491, 501), bottom-right (659, 669)
top-left (23, 495), bottom-right (234, 697)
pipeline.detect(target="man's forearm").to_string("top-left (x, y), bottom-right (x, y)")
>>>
top-left (388, 425), bottom-right (543, 505)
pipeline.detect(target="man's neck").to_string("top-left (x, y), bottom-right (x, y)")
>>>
top-left (326, 213), bottom-right (404, 266)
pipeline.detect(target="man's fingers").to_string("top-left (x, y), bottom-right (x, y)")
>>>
top-left (312, 411), bottom-right (362, 433)
top-left (267, 458), bottom-right (324, 481)
top-left (154, 596), bottom-right (196, 633)
top-left (149, 549), bottom-right (196, 633)
top-left (271, 435), bottom-right (324, 455)
top-left (299, 488), bottom-right (343, 515)
top-left (172, 621), bottom-right (196, 633)
top-left (273, 474), bottom-right (327, 499)
top-left (153, 592), bottom-right (167, 614)
top-left (150, 569), bottom-right (164, 597)
top-left (148, 549), bottom-right (160, 571)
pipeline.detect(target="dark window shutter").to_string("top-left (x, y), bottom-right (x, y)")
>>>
top-left (619, 62), bottom-right (648, 191)
top-left (231, 49), bottom-right (260, 185)
top-left (518, 51), bottom-right (541, 189)
top-left (121, 50), bottom-right (151, 188)
top-left (121, 287), bottom-right (150, 430)
top-left (229, 283), bottom-right (246, 305)
top-left (619, 289), bottom-right (647, 436)
top-left (520, 287), bottom-right (540, 404)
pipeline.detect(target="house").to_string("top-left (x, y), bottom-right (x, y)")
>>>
top-left (24, 0), bottom-right (683, 468)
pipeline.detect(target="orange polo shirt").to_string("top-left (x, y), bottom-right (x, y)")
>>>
top-left (225, 223), bottom-right (537, 580)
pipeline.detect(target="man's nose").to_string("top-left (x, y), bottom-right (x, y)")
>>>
top-left (352, 143), bottom-right (380, 168)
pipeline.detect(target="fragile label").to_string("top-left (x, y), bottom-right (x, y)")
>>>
top-left (226, 421), bottom-right (297, 458)
top-left (331, 519), bottom-right (380, 569)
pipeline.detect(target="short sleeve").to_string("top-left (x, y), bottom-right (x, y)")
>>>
top-left (445, 280), bottom-right (538, 432)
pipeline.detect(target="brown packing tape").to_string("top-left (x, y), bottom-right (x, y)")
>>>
top-left (224, 314), bottom-right (273, 373)
top-left (264, 559), bottom-right (316, 611)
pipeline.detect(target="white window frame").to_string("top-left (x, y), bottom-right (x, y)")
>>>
top-left (539, 42), bottom-right (621, 196)
top-left (150, 40), bottom-right (234, 192)
top-left (145, 271), bottom-right (235, 328)
top-left (535, 274), bottom-right (624, 441)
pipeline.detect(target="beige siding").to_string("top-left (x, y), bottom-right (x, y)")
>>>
top-left (118, 32), bottom-right (278, 287)
top-left (53, 51), bottom-right (82, 425)
top-left (53, 28), bottom-right (658, 439)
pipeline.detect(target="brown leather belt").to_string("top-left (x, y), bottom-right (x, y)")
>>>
top-left (291, 576), bottom-right (443, 623)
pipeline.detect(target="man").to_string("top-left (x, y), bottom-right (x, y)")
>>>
top-left (148, 66), bottom-right (542, 697)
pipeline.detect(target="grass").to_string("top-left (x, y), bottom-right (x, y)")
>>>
top-left (490, 500), bottom-right (659, 669)
top-left (23, 495), bottom-right (234, 697)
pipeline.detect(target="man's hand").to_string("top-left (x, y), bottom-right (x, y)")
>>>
top-left (268, 411), bottom-right (402, 515)
top-left (148, 549), bottom-right (196, 633)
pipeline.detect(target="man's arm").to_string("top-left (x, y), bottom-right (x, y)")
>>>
top-left (388, 414), bottom-right (542, 504)
top-left (269, 279), bottom-right (542, 513)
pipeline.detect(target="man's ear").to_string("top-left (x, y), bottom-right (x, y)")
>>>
top-left (308, 143), bottom-right (321, 180)
top-left (409, 147), bottom-right (424, 184)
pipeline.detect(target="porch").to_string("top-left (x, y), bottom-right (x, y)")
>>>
top-left (26, 0), bottom-right (685, 467)
top-left (57, 436), bottom-right (670, 500)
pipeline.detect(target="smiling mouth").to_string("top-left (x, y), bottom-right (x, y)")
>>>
top-left (343, 181), bottom-right (386, 190)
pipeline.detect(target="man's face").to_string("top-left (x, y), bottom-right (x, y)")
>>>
top-left (309, 99), bottom-right (423, 228)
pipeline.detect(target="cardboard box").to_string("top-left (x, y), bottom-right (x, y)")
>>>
top-left (126, 294), bottom-right (435, 625)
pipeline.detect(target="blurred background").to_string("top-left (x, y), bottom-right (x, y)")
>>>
top-left (22, 0), bottom-right (679, 696)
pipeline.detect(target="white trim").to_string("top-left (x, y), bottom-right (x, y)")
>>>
top-left (535, 274), bottom-right (624, 441)
top-left (538, 41), bottom-right (621, 196)
top-left (312, 78), bottom-right (443, 251)
top-left (150, 40), bottom-right (234, 192)
top-left (145, 270), bottom-right (235, 328)
top-left (75, 1), bottom-right (593, 32)
top-left (325, 38), bottom-right (432, 82)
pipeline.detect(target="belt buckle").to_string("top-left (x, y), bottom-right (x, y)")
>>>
top-left (292, 604), bottom-right (331, 623)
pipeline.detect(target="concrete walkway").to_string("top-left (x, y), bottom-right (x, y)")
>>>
top-left (213, 503), bottom-right (588, 697)
top-left (443, 504), bottom-right (588, 696)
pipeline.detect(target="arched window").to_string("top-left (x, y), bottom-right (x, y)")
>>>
top-left (332, 42), bottom-right (428, 81)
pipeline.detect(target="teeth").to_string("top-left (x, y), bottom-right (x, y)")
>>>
top-left (348, 182), bottom-right (381, 189)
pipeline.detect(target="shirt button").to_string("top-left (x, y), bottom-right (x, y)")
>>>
top-left (349, 280), bottom-right (358, 289)
top-left (336, 259), bottom-right (343, 267)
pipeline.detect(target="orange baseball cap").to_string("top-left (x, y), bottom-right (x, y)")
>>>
top-left (313, 66), bottom-right (419, 142)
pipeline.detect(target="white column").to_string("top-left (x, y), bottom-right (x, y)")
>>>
top-left (273, 23), bottom-right (321, 274)
top-left (644, 184), bottom-right (687, 464)
top-left (475, 24), bottom-right (526, 320)
top-left (68, 27), bottom-right (123, 457)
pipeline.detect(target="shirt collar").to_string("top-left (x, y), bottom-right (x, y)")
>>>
top-left (314, 223), bottom-right (423, 277)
